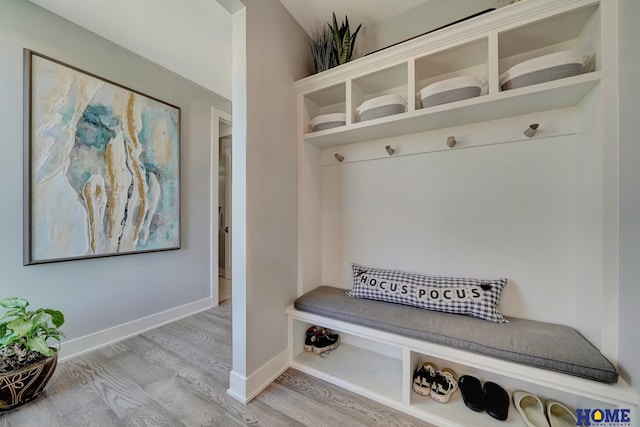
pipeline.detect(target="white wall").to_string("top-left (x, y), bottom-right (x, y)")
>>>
top-left (228, 0), bottom-right (310, 402)
top-left (320, 131), bottom-right (580, 326)
top-left (617, 0), bottom-right (640, 388)
top-left (28, 0), bottom-right (233, 100)
top-left (0, 0), bottom-right (230, 357)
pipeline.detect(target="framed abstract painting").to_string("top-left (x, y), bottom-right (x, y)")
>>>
top-left (23, 50), bottom-right (181, 264)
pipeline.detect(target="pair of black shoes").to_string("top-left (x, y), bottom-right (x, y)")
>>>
top-left (304, 326), bottom-right (340, 355)
top-left (458, 375), bottom-right (509, 421)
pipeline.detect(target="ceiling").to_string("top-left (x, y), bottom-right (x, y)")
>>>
top-left (278, 0), bottom-right (435, 36)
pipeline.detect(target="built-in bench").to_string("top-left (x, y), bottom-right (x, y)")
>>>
top-left (293, 286), bottom-right (617, 383)
top-left (287, 286), bottom-right (639, 426)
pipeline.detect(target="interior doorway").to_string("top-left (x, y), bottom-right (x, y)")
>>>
top-left (218, 118), bottom-right (232, 303)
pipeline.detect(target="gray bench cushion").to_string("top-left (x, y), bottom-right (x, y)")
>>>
top-left (294, 286), bottom-right (618, 383)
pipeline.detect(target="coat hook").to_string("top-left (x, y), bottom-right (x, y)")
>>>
top-left (385, 145), bottom-right (395, 156)
top-left (524, 123), bottom-right (539, 138)
top-left (446, 136), bottom-right (457, 148)
top-left (334, 153), bottom-right (344, 162)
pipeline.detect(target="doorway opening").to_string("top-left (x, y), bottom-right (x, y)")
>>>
top-left (218, 118), bottom-right (232, 303)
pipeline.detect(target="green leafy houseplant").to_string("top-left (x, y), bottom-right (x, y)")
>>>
top-left (328, 12), bottom-right (362, 66)
top-left (310, 23), bottom-right (337, 73)
top-left (0, 297), bottom-right (65, 374)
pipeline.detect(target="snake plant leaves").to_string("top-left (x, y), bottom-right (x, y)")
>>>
top-left (328, 12), bottom-right (362, 66)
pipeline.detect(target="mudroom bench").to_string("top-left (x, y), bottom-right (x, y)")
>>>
top-left (286, 286), bottom-right (639, 427)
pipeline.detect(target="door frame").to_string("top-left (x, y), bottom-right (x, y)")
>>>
top-left (211, 107), bottom-right (232, 307)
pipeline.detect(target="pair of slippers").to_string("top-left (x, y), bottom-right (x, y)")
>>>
top-left (513, 391), bottom-right (577, 427)
top-left (458, 375), bottom-right (509, 421)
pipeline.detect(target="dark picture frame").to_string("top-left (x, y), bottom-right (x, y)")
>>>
top-left (24, 50), bottom-right (181, 265)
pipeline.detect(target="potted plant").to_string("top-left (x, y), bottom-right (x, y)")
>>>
top-left (328, 13), bottom-right (362, 66)
top-left (0, 297), bottom-right (64, 411)
top-left (310, 23), bottom-right (337, 73)
top-left (310, 13), bottom-right (362, 74)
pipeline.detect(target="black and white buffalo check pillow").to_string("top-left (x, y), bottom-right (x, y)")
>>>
top-left (348, 263), bottom-right (508, 323)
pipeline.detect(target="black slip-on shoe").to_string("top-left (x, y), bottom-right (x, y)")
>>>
top-left (483, 381), bottom-right (510, 421)
top-left (458, 375), bottom-right (484, 412)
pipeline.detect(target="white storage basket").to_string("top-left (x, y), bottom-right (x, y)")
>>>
top-left (418, 75), bottom-right (487, 108)
top-left (356, 94), bottom-right (407, 122)
top-left (309, 112), bottom-right (346, 132)
top-left (500, 50), bottom-right (594, 91)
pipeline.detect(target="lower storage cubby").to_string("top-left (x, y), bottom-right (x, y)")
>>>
top-left (409, 352), bottom-right (551, 426)
top-left (290, 319), bottom-right (404, 402)
top-left (287, 306), bottom-right (638, 427)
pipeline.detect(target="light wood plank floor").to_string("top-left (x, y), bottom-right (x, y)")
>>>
top-left (0, 299), bottom-right (431, 427)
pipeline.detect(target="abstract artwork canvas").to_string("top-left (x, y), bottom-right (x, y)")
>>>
top-left (24, 50), bottom-right (181, 264)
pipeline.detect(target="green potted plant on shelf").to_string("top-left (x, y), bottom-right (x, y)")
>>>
top-left (310, 22), bottom-right (337, 73)
top-left (310, 13), bottom-right (362, 74)
top-left (328, 12), bottom-right (362, 66)
top-left (0, 297), bottom-right (65, 411)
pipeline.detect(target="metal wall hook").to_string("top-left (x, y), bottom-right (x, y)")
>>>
top-left (385, 145), bottom-right (395, 156)
top-left (524, 123), bottom-right (539, 138)
top-left (446, 136), bottom-right (457, 148)
top-left (334, 153), bottom-right (345, 162)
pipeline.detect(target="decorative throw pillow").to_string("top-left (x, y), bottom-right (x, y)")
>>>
top-left (348, 263), bottom-right (508, 323)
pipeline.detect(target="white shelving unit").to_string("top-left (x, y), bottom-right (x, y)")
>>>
top-left (288, 306), bottom-right (639, 427)
top-left (291, 0), bottom-right (639, 425)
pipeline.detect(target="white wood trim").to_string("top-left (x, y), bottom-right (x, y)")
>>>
top-left (318, 108), bottom-right (577, 165)
top-left (304, 72), bottom-right (599, 148)
top-left (227, 348), bottom-right (289, 404)
top-left (60, 297), bottom-right (213, 361)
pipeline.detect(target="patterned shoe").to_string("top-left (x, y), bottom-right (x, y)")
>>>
top-left (312, 329), bottom-right (340, 355)
top-left (412, 362), bottom-right (438, 396)
top-left (430, 368), bottom-right (458, 403)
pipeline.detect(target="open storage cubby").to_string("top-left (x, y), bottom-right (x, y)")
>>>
top-left (414, 37), bottom-right (489, 111)
top-left (303, 82), bottom-right (346, 134)
top-left (498, 3), bottom-right (600, 80)
top-left (289, 316), bottom-right (404, 403)
top-left (298, 0), bottom-right (603, 148)
top-left (292, 1), bottom-right (639, 425)
top-left (351, 62), bottom-right (408, 123)
top-left (288, 305), bottom-right (638, 427)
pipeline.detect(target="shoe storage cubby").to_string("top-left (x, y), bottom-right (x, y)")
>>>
top-left (288, 306), bottom-right (637, 427)
top-left (409, 352), bottom-right (569, 427)
top-left (296, 0), bottom-right (602, 148)
top-left (289, 317), bottom-right (404, 403)
top-left (293, 1), bottom-right (639, 426)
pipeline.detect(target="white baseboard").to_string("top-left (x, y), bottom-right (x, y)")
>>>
top-left (227, 347), bottom-right (289, 403)
top-left (59, 297), bottom-right (213, 362)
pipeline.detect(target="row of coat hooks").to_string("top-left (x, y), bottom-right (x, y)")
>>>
top-left (334, 123), bottom-right (540, 162)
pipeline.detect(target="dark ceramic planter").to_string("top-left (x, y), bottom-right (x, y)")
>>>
top-left (0, 352), bottom-right (58, 411)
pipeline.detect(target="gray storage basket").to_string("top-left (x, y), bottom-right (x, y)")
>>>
top-left (421, 86), bottom-right (482, 108)
top-left (311, 121), bottom-right (346, 132)
top-left (501, 63), bottom-right (585, 91)
top-left (359, 104), bottom-right (406, 122)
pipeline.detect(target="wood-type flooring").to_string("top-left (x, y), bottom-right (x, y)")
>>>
top-left (0, 299), bottom-right (431, 427)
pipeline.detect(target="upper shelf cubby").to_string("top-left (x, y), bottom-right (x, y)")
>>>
top-left (351, 62), bottom-right (408, 124)
top-left (303, 82), bottom-right (346, 134)
top-left (498, 3), bottom-right (600, 72)
top-left (414, 37), bottom-right (489, 111)
top-left (297, 0), bottom-right (602, 147)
